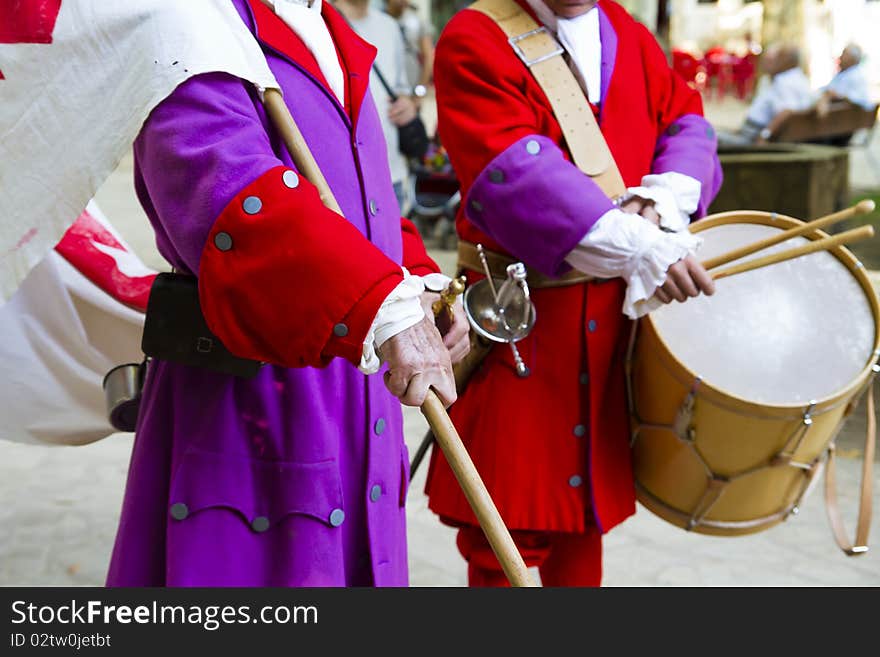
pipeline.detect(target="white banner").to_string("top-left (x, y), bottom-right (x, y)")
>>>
top-left (0, 0), bottom-right (278, 303)
top-left (0, 201), bottom-right (152, 445)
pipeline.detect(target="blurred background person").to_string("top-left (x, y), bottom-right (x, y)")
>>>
top-left (336, 0), bottom-right (418, 212)
top-left (717, 43), bottom-right (814, 146)
top-left (817, 43), bottom-right (873, 116)
top-left (385, 0), bottom-right (435, 102)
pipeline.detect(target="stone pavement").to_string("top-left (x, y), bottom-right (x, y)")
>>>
top-left (2, 95), bottom-right (880, 588)
top-left (2, 411), bottom-right (878, 587)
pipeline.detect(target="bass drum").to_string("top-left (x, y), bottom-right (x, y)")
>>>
top-left (628, 210), bottom-right (880, 535)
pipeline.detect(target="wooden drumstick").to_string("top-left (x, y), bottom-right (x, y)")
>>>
top-left (711, 225), bottom-right (875, 281)
top-left (702, 200), bottom-right (876, 271)
top-left (262, 88), bottom-right (536, 587)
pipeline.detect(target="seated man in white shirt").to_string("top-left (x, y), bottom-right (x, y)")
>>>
top-left (810, 44), bottom-right (876, 147)
top-left (718, 44), bottom-right (815, 146)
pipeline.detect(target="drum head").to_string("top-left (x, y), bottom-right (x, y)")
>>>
top-left (650, 219), bottom-right (877, 405)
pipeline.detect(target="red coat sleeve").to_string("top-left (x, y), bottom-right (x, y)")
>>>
top-left (400, 216), bottom-right (441, 277)
top-left (199, 166), bottom-right (404, 368)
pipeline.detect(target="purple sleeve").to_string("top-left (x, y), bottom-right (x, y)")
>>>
top-left (464, 135), bottom-right (615, 277)
top-left (133, 72), bottom-right (283, 273)
top-left (651, 113), bottom-right (723, 218)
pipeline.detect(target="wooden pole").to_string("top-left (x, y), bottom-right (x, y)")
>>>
top-left (263, 89), bottom-right (343, 215)
top-left (261, 86), bottom-right (537, 587)
top-left (422, 390), bottom-right (536, 586)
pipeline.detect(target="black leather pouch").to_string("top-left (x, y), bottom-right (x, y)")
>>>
top-left (141, 273), bottom-right (262, 378)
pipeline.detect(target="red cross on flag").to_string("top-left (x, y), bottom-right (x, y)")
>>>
top-left (0, 1), bottom-right (63, 78)
top-left (0, 1), bottom-right (279, 303)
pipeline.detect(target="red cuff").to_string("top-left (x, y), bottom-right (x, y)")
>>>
top-left (401, 216), bottom-right (441, 277)
top-left (198, 166), bottom-right (405, 368)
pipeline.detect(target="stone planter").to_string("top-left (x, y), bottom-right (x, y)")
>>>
top-left (709, 143), bottom-right (850, 221)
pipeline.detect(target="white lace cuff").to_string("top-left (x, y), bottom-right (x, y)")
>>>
top-left (358, 268), bottom-right (426, 374)
top-left (564, 209), bottom-right (702, 319)
top-left (622, 171), bottom-right (702, 232)
top-left (624, 228), bottom-right (702, 320)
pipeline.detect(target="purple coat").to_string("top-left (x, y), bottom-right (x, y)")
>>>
top-left (106, 0), bottom-right (411, 587)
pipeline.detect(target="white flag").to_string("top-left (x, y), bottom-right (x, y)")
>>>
top-left (0, 0), bottom-right (279, 303)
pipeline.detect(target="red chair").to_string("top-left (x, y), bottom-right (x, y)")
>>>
top-left (702, 47), bottom-right (736, 100)
top-left (732, 52), bottom-right (758, 100)
top-left (672, 49), bottom-right (707, 92)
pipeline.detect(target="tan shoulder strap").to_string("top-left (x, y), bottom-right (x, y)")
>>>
top-left (824, 381), bottom-right (875, 556)
top-left (469, 0), bottom-right (626, 200)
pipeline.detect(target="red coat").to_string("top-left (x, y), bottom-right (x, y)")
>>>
top-left (425, 0), bottom-right (717, 534)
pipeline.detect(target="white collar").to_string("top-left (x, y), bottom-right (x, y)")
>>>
top-left (268, 0), bottom-right (346, 104)
top-left (523, 0), bottom-right (602, 103)
top-left (270, 0), bottom-right (321, 10)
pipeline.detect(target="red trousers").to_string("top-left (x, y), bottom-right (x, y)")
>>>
top-left (456, 525), bottom-right (603, 587)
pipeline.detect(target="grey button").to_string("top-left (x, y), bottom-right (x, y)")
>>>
top-left (667, 124), bottom-right (681, 136)
top-left (573, 424), bottom-right (586, 437)
top-left (214, 232), bottom-right (233, 251)
top-left (470, 199), bottom-right (483, 212)
top-left (251, 516), bottom-right (270, 533)
top-left (374, 418), bottom-right (386, 435)
top-left (526, 139), bottom-right (541, 155)
top-left (706, 126), bottom-right (715, 139)
top-left (569, 475), bottom-right (584, 488)
top-left (588, 319), bottom-right (597, 333)
top-left (369, 199), bottom-right (378, 215)
top-left (579, 373), bottom-right (590, 385)
top-left (489, 169), bottom-right (505, 183)
top-left (242, 195), bottom-right (262, 215)
top-left (370, 485), bottom-right (382, 502)
top-left (333, 323), bottom-right (349, 338)
top-left (170, 503), bottom-right (189, 520)
top-left (329, 508), bottom-right (346, 527)
top-left (282, 170), bottom-right (300, 188)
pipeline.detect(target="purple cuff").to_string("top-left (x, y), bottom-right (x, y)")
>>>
top-left (652, 114), bottom-right (723, 218)
top-left (465, 135), bottom-right (614, 277)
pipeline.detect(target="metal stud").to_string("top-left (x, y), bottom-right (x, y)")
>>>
top-left (170, 503), bottom-right (189, 521)
top-left (568, 475), bottom-right (583, 488)
top-left (374, 418), bottom-right (386, 436)
top-left (573, 424), bottom-right (586, 437)
top-left (251, 516), bottom-right (270, 533)
top-left (242, 196), bottom-right (262, 215)
top-left (489, 170), bottom-right (505, 183)
top-left (370, 485), bottom-right (382, 503)
top-left (333, 323), bottom-right (349, 338)
top-left (525, 139), bottom-right (541, 155)
top-left (668, 124), bottom-right (681, 136)
top-left (282, 170), bottom-right (300, 189)
top-left (214, 232), bottom-right (233, 252)
top-left (588, 319), bottom-right (597, 333)
top-left (329, 508), bottom-right (346, 527)
top-left (369, 199), bottom-right (378, 215)
top-left (470, 199), bottom-right (483, 212)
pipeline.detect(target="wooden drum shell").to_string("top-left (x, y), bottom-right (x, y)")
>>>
top-left (629, 211), bottom-right (880, 536)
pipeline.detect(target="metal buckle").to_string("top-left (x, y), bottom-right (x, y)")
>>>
top-left (508, 27), bottom-right (564, 67)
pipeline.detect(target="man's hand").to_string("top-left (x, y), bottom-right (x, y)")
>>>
top-left (378, 316), bottom-right (456, 407)
top-left (389, 96), bottom-right (418, 126)
top-left (621, 197), bottom-right (661, 226)
top-left (653, 255), bottom-right (715, 304)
